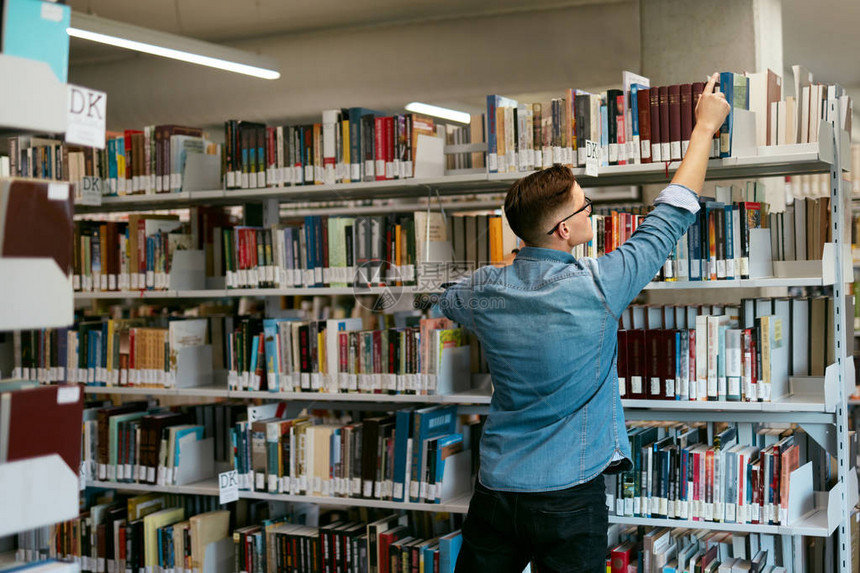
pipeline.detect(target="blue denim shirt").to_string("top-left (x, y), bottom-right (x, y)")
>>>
top-left (439, 184), bottom-right (700, 492)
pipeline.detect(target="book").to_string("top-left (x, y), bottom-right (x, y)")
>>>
top-left (0, 178), bottom-right (73, 275)
top-left (0, 384), bottom-right (83, 472)
top-left (2, 0), bottom-right (70, 82)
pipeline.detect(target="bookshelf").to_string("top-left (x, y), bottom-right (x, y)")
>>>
top-left (5, 76), bottom-right (855, 570)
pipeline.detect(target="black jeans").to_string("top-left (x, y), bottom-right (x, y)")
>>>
top-left (455, 475), bottom-right (608, 573)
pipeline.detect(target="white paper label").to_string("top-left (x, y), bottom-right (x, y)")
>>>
top-left (585, 140), bottom-right (599, 177)
top-left (219, 470), bottom-right (239, 503)
top-left (67, 85), bottom-right (107, 149)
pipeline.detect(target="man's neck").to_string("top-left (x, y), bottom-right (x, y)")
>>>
top-left (524, 242), bottom-right (574, 253)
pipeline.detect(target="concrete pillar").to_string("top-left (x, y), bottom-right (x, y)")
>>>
top-left (640, 0), bottom-right (782, 85)
top-left (639, 0), bottom-right (785, 305)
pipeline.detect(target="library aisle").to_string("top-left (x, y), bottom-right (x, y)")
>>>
top-left (2, 1), bottom-right (860, 572)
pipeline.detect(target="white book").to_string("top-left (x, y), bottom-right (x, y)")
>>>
top-left (792, 64), bottom-right (813, 144)
top-left (746, 72), bottom-right (768, 147)
top-left (784, 96), bottom-right (797, 146)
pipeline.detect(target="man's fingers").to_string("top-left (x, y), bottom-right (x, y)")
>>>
top-left (704, 73), bottom-right (718, 94)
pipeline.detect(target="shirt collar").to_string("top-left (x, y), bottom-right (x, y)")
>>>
top-left (515, 246), bottom-right (576, 264)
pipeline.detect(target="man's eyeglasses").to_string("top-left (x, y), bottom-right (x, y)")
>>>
top-left (546, 197), bottom-right (593, 235)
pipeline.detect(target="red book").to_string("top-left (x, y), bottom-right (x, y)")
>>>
top-left (649, 87), bottom-right (661, 162)
top-left (779, 443), bottom-right (799, 522)
top-left (658, 86), bottom-right (670, 161)
top-left (378, 526), bottom-right (408, 573)
top-left (692, 448), bottom-right (701, 521)
top-left (321, 216), bottom-right (329, 283)
top-left (750, 458), bottom-right (762, 524)
top-left (691, 82), bottom-right (705, 132)
top-left (668, 85), bottom-right (682, 160)
top-left (636, 89), bottom-right (652, 163)
top-left (705, 448), bottom-right (715, 518)
top-left (617, 330), bottom-right (629, 399)
top-left (646, 329), bottom-right (663, 399)
top-left (248, 228), bottom-right (258, 271)
top-left (267, 126), bottom-right (276, 182)
top-left (339, 332), bottom-right (349, 377)
top-left (1, 179), bottom-right (73, 276)
top-left (372, 330), bottom-right (383, 377)
top-left (375, 117), bottom-right (386, 181)
top-left (615, 94), bottom-right (626, 165)
top-left (628, 329), bottom-right (646, 400)
top-left (299, 325), bottom-right (310, 373)
top-left (2, 385), bottom-right (84, 473)
top-left (385, 116), bottom-right (396, 180)
top-left (663, 330), bottom-right (677, 400)
top-left (610, 542), bottom-right (634, 573)
top-left (123, 129), bottom-right (142, 190)
top-left (604, 216), bottom-right (614, 253)
top-left (680, 84), bottom-right (693, 156)
top-left (137, 220), bottom-right (147, 276)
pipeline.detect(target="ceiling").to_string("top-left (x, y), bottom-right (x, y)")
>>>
top-left (67, 0), bottom-right (627, 46)
top-left (65, 0), bottom-right (860, 134)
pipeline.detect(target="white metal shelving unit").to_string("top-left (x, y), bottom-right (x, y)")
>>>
top-left (66, 115), bottom-right (856, 558)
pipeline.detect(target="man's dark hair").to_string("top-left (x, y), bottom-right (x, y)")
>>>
top-left (504, 164), bottom-right (576, 246)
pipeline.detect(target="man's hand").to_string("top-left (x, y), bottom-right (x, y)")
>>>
top-left (670, 73), bottom-right (732, 194)
top-left (695, 73), bottom-right (731, 136)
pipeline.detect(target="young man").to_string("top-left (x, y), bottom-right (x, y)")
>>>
top-left (440, 74), bottom-right (730, 573)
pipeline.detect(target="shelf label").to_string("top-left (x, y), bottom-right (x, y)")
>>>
top-left (79, 177), bottom-right (103, 206)
top-left (219, 470), bottom-right (239, 504)
top-left (585, 140), bottom-right (599, 177)
top-left (67, 84), bottom-right (107, 149)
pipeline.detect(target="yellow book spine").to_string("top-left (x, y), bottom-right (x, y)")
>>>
top-left (489, 217), bottom-right (503, 263)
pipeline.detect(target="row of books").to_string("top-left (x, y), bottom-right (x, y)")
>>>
top-left (81, 400), bottom-right (243, 485)
top-left (10, 318), bottom-right (208, 388)
top-left (574, 184), bottom-right (829, 282)
top-left (607, 527), bottom-right (793, 573)
top-left (230, 404), bottom-right (478, 505)
top-left (617, 296), bottom-right (833, 402)
top-left (223, 111), bottom-right (444, 190)
top-left (220, 214), bottom-right (424, 290)
top-left (69, 191), bottom-right (833, 296)
top-left (609, 423), bottom-right (821, 526)
top-left (444, 122), bottom-right (484, 171)
top-left (664, 189), bottom-right (828, 283)
top-left (19, 495), bottom-right (229, 573)
top-left (18, 488), bottom-right (464, 573)
top-left (788, 173), bottom-right (833, 199)
top-left (73, 216), bottom-right (193, 292)
top-left (71, 211), bottom-right (439, 292)
top-left (486, 66), bottom-right (852, 174)
top-left (4, 128), bottom-right (220, 196)
top-left (233, 507), bottom-right (463, 573)
top-left (224, 316), bottom-right (466, 396)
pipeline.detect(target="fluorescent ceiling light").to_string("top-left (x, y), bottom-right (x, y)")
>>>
top-left (405, 102), bottom-right (471, 124)
top-left (68, 12), bottom-right (280, 80)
